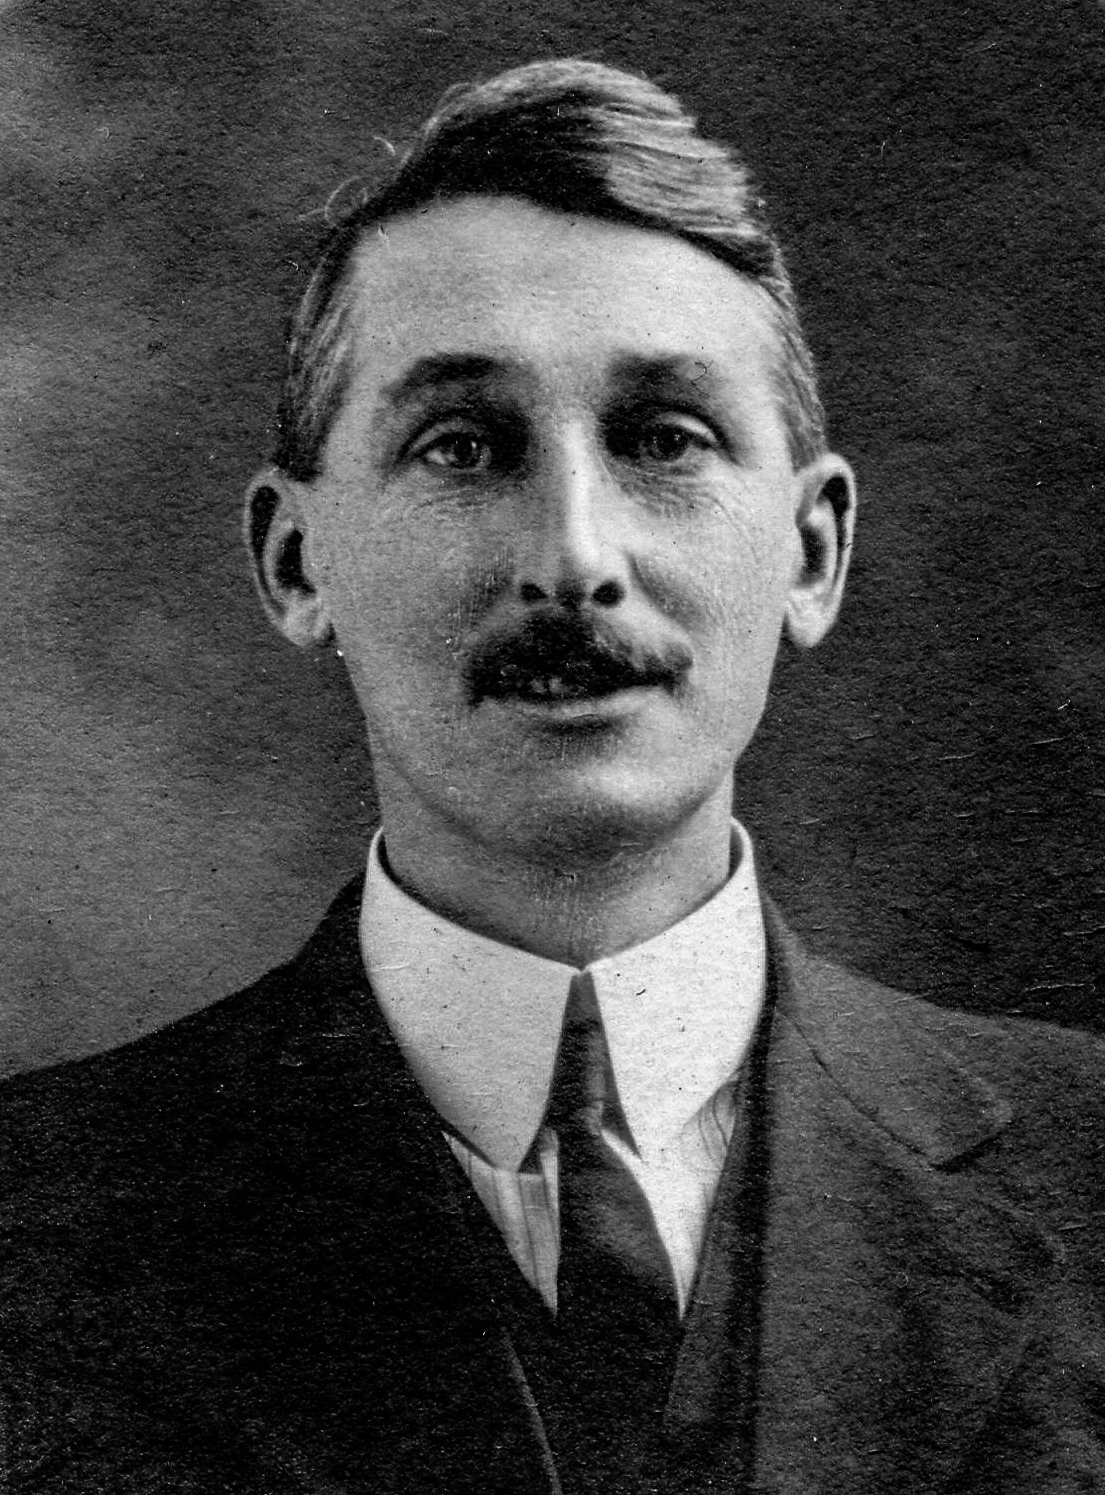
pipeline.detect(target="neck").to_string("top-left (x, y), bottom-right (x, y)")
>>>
top-left (374, 785), bottom-right (736, 968)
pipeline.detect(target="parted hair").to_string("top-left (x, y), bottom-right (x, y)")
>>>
top-left (274, 58), bottom-right (827, 481)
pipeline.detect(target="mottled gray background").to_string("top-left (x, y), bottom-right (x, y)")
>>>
top-left (3, 0), bottom-right (1103, 1075)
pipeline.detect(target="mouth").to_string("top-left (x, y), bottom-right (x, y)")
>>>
top-left (488, 662), bottom-right (677, 707)
top-left (496, 679), bottom-right (668, 726)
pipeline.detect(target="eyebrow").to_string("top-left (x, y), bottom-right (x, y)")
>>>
top-left (605, 354), bottom-right (731, 398)
top-left (379, 354), bottom-right (520, 409)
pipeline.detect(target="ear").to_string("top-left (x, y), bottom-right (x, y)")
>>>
top-left (243, 466), bottom-right (334, 649)
top-left (783, 453), bottom-right (857, 650)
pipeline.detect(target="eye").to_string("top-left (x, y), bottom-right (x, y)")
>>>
top-left (413, 427), bottom-right (495, 472)
top-left (609, 412), bottom-right (720, 467)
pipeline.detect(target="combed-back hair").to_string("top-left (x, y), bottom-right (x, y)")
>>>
top-left (274, 59), bottom-right (827, 481)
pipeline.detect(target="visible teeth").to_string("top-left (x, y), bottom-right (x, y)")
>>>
top-left (523, 675), bottom-right (571, 699)
top-left (512, 673), bottom-right (641, 701)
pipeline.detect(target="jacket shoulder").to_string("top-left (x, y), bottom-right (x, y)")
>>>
top-left (767, 904), bottom-right (1105, 1229)
top-left (766, 898), bottom-right (1105, 1100)
top-left (806, 947), bottom-right (1105, 1111)
top-left (1, 878), bottom-right (366, 1136)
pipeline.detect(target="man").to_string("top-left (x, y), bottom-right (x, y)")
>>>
top-left (3, 58), bottom-right (1105, 1495)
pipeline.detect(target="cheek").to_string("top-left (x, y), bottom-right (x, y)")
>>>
top-left (637, 493), bottom-right (795, 641)
top-left (315, 502), bottom-right (500, 669)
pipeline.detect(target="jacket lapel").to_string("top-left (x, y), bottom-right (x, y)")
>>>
top-left (672, 901), bottom-right (1060, 1495)
top-left (179, 880), bottom-right (558, 1495)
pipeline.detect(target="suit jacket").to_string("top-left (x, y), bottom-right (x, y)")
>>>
top-left (3, 879), bottom-right (1105, 1494)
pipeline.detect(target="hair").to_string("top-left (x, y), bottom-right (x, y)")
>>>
top-left (273, 58), bottom-right (827, 482)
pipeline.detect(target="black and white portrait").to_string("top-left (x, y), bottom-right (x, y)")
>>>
top-left (3, 5), bottom-right (1104, 1491)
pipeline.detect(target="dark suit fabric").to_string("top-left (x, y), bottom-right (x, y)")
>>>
top-left (3, 880), bottom-right (1105, 1494)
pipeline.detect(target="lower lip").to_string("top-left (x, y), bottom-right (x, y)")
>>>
top-left (488, 686), bottom-right (663, 724)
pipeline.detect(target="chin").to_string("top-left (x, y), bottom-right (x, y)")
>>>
top-left (469, 760), bottom-right (728, 865)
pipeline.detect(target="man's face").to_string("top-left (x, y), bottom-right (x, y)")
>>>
top-left (275, 197), bottom-right (848, 864)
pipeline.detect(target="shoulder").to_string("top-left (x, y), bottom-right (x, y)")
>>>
top-left (765, 899), bottom-right (1105, 1225)
top-left (765, 894), bottom-right (1105, 1100)
top-left (1, 878), bottom-right (367, 1196)
top-left (2, 879), bottom-right (367, 1124)
top-left (0, 966), bottom-right (287, 1239)
top-left (826, 956), bottom-right (1102, 1119)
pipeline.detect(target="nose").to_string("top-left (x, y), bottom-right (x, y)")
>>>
top-left (514, 435), bottom-right (629, 610)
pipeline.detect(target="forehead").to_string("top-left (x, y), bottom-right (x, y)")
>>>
top-left (338, 197), bottom-right (784, 422)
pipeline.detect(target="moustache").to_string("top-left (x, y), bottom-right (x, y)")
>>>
top-left (464, 611), bottom-right (693, 706)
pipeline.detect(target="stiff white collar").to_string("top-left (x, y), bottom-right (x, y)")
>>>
top-left (359, 822), bottom-right (766, 1170)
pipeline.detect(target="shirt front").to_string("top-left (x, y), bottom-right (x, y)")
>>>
top-left (359, 823), bottom-right (766, 1313)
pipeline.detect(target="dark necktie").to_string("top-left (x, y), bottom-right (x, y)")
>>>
top-left (542, 971), bottom-right (681, 1484)
top-left (549, 970), bottom-right (679, 1324)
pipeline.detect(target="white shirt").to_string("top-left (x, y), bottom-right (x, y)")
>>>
top-left (359, 823), bottom-right (766, 1314)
